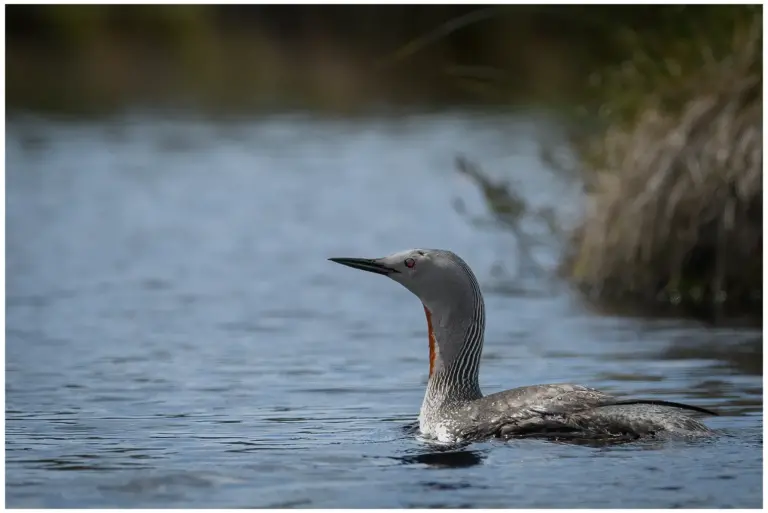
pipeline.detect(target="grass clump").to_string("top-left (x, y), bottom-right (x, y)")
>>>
top-left (563, 7), bottom-right (762, 323)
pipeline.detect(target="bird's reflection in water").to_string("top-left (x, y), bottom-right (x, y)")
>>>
top-left (396, 448), bottom-right (485, 469)
top-left (396, 420), bottom-right (484, 468)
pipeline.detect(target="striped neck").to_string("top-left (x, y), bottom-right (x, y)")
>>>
top-left (420, 264), bottom-right (485, 411)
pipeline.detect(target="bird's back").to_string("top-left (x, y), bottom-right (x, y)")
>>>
top-left (449, 383), bottom-right (713, 441)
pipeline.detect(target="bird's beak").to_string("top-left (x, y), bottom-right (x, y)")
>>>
top-left (328, 257), bottom-right (399, 276)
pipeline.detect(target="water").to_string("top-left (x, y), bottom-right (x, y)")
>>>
top-left (6, 111), bottom-right (762, 508)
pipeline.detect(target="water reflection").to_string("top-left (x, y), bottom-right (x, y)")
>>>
top-left (659, 335), bottom-right (762, 376)
top-left (397, 449), bottom-right (485, 469)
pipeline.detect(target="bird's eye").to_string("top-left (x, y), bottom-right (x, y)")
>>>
top-left (405, 258), bottom-right (416, 268)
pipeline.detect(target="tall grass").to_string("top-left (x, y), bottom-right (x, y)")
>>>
top-left (562, 8), bottom-right (762, 323)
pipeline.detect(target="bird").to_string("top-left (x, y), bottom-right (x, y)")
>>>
top-left (329, 248), bottom-right (717, 444)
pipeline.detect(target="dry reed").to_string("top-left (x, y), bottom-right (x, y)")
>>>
top-left (564, 16), bottom-right (762, 322)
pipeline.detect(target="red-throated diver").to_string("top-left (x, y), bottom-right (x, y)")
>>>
top-left (329, 249), bottom-right (716, 443)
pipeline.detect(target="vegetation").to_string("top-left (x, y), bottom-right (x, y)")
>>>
top-left (458, 5), bottom-right (762, 324)
top-left (5, 5), bottom-right (724, 114)
top-left (564, 7), bottom-right (761, 324)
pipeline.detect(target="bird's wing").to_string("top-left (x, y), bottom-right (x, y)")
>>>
top-left (463, 384), bottom-right (714, 439)
top-left (460, 383), bottom-right (615, 439)
top-left (479, 383), bottom-right (616, 413)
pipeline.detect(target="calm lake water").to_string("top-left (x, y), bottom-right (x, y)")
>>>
top-left (6, 111), bottom-right (762, 508)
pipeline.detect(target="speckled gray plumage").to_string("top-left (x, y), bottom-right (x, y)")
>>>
top-left (426, 384), bottom-right (712, 442)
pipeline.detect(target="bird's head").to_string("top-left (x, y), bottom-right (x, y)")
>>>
top-left (329, 248), bottom-right (484, 377)
top-left (329, 248), bottom-right (474, 307)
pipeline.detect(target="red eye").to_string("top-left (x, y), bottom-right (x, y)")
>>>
top-left (405, 258), bottom-right (416, 268)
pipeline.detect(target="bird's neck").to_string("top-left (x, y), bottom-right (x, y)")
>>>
top-left (420, 292), bottom-right (485, 414)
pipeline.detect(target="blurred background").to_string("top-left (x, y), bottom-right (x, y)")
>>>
top-left (6, 4), bottom-right (763, 509)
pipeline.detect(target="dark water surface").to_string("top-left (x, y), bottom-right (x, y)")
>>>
top-left (6, 112), bottom-right (762, 508)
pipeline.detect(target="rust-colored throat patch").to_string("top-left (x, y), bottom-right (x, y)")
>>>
top-left (423, 305), bottom-right (437, 377)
